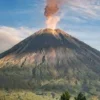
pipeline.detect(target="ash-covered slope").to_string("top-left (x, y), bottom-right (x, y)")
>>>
top-left (0, 28), bottom-right (82, 57)
top-left (0, 29), bottom-right (100, 96)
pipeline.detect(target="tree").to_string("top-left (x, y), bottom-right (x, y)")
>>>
top-left (75, 92), bottom-right (87, 100)
top-left (60, 91), bottom-right (71, 100)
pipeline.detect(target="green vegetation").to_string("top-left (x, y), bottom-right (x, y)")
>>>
top-left (0, 66), bottom-right (100, 100)
top-left (0, 90), bottom-right (53, 100)
top-left (0, 89), bottom-right (100, 100)
top-left (60, 91), bottom-right (87, 100)
top-left (75, 93), bottom-right (87, 100)
top-left (60, 91), bottom-right (71, 100)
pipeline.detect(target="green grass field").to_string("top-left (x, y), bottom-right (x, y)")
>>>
top-left (0, 90), bottom-right (61, 100)
top-left (0, 89), bottom-right (99, 100)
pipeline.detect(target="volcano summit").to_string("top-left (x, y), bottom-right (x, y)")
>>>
top-left (0, 29), bottom-right (100, 97)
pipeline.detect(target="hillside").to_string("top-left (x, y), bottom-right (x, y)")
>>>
top-left (0, 28), bottom-right (100, 99)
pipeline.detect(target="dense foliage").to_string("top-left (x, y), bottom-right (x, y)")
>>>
top-left (75, 93), bottom-right (87, 100)
top-left (60, 92), bottom-right (87, 100)
top-left (60, 91), bottom-right (71, 100)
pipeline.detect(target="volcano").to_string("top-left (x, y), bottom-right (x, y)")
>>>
top-left (0, 29), bottom-right (100, 97)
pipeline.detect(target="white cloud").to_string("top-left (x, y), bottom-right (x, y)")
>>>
top-left (0, 26), bottom-right (38, 53)
top-left (61, 0), bottom-right (100, 22)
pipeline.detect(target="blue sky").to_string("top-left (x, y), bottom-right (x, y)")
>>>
top-left (0, 0), bottom-right (100, 53)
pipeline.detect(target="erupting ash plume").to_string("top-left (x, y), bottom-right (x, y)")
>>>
top-left (44, 0), bottom-right (63, 29)
top-left (46, 16), bottom-right (60, 30)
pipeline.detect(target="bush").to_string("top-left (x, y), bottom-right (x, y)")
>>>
top-left (75, 92), bottom-right (87, 100)
top-left (60, 91), bottom-right (71, 100)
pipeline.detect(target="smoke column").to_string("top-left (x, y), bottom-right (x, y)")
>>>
top-left (44, 0), bottom-right (63, 29)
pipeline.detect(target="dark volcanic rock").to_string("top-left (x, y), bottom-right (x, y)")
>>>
top-left (0, 28), bottom-right (100, 96)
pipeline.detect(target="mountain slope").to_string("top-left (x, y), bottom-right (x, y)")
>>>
top-left (0, 28), bottom-right (100, 97)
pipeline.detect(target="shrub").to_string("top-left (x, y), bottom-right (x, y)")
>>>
top-left (75, 92), bottom-right (87, 100)
top-left (60, 91), bottom-right (71, 100)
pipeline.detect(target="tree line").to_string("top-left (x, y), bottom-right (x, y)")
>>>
top-left (60, 91), bottom-right (87, 100)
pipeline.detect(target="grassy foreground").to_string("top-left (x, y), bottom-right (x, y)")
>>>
top-left (0, 90), bottom-right (54, 100)
top-left (0, 90), bottom-right (99, 100)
